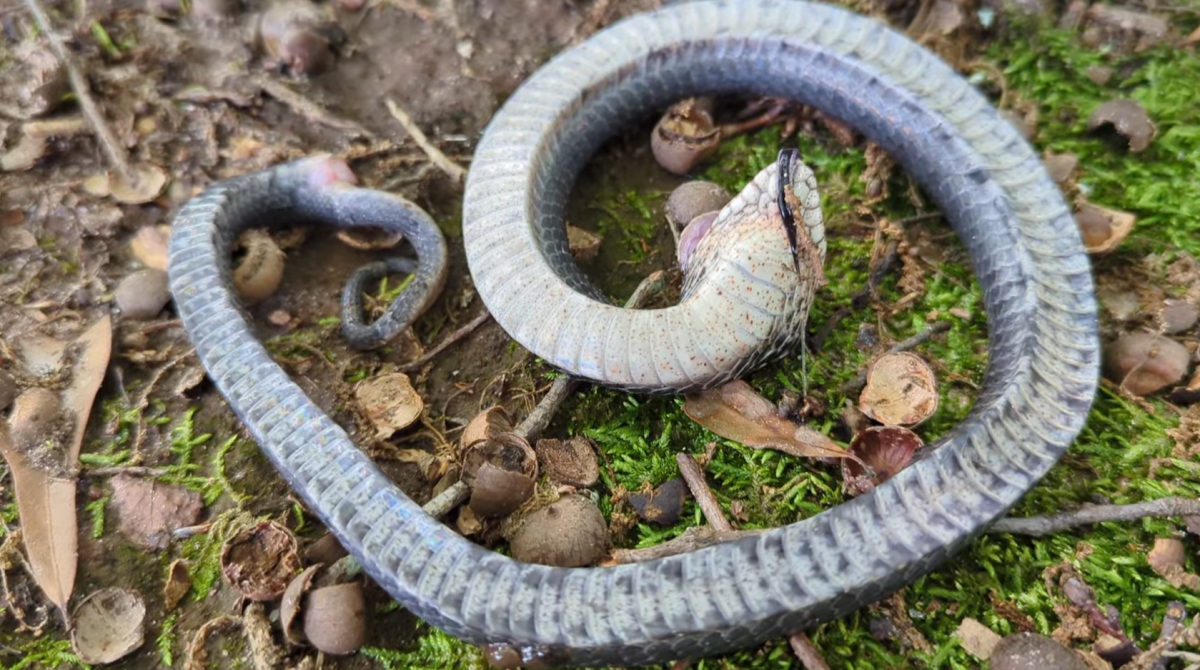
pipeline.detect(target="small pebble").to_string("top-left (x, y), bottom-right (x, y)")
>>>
top-left (1160, 300), bottom-right (1198, 335)
top-left (114, 269), bottom-right (171, 320)
top-left (1086, 65), bottom-right (1113, 85)
top-left (268, 310), bottom-right (292, 326)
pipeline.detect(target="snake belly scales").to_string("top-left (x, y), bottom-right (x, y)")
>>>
top-left (166, 0), bottom-right (1100, 666)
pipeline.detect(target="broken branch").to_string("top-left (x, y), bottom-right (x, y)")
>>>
top-left (22, 0), bottom-right (136, 185)
top-left (989, 497), bottom-right (1200, 537)
top-left (385, 98), bottom-right (467, 184)
top-left (676, 453), bottom-right (732, 532)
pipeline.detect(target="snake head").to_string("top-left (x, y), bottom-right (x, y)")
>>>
top-left (679, 150), bottom-right (826, 293)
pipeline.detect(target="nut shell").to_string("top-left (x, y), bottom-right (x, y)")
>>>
top-left (510, 495), bottom-right (608, 568)
top-left (302, 582), bottom-right (366, 655)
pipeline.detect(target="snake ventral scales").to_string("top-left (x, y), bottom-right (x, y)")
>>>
top-left (167, 0), bottom-right (1100, 666)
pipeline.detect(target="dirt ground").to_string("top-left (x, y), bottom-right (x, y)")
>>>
top-left (2, 0), bottom-right (1200, 668)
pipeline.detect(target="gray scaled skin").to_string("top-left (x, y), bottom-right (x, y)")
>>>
top-left (169, 0), bottom-right (1101, 667)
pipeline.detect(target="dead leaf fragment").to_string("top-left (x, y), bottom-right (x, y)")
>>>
top-left (927, 0), bottom-right (963, 35)
top-left (536, 436), bottom-right (600, 488)
top-left (1, 116), bottom-right (88, 171)
top-left (164, 559), bottom-right (192, 611)
top-left (1043, 151), bottom-right (1079, 185)
top-left (110, 475), bottom-right (203, 550)
top-left (354, 372), bottom-right (423, 439)
top-left (683, 380), bottom-right (850, 461)
top-left (71, 588), bottom-right (147, 664)
top-left (1147, 538), bottom-right (1200, 589)
top-left (1, 316), bottom-right (112, 615)
top-left (1087, 99), bottom-right (1157, 153)
top-left (956, 617), bottom-right (1002, 660)
top-left (220, 521), bottom-right (302, 601)
top-left (567, 225), bottom-right (602, 262)
top-left (858, 352), bottom-right (939, 426)
top-left (130, 225), bottom-right (172, 271)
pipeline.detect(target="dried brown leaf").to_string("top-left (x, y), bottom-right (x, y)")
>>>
top-left (354, 372), bottom-right (423, 439)
top-left (0, 316), bottom-right (112, 615)
top-left (110, 475), bottom-right (203, 550)
top-left (955, 618), bottom-right (1002, 661)
top-left (0, 443), bottom-right (77, 615)
top-left (163, 559), bottom-right (192, 611)
top-left (683, 380), bottom-right (849, 461)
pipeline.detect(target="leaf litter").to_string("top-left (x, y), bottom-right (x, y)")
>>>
top-left (0, 315), bottom-right (112, 618)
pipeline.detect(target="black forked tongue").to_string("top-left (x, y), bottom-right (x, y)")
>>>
top-left (776, 147), bottom-right (802, 273)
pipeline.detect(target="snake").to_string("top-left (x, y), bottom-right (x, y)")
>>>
top-left (167, 0), bottom-right (1100, 667)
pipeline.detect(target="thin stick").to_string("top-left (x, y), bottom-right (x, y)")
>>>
top-left (399, 310), bottom-right (492, 373)
top-left (789, 633), bottom-right (833, 670)
top-left (1147, 601), bottom-right (1187, 670)
top-left (385, 98), bottom-right (467, 183)
top-left (514, 271), bottom-right (670, 443)
top-left (23, 0), bottom-right (136, 185)
top-left (253, 76), bottom-right (374, 138)
top-left (422, 480), bottom-right (470, 519)
top-left (603, 524), bottom-right (766, 565)
top-left (676, 453), bottom-right (732, 532)
top-left (989, 497), bottom-right (1200, 537)
top-left (85, 466), bottom-right (168, 477)
top-left (837, 321), bottom-right (951, 394)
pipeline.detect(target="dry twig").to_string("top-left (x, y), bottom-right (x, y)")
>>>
top-left (676, 453), bottom-right (732, 532)
top-left (253, 75), bottom-right (374, 138)
top-left (789, 632), bottom-right (834, 670)
top-left (399, 310), bottom-right (492, 374)
top-left (989, 497), bottom-right (1200, 537)
top-left (514, 271), bottom-right (670, 443)
top-left (385, 98), bottom-right (467, 183)
top-left (22, 0), bottom-right (136, 184)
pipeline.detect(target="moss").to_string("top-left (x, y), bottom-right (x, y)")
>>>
top-left (84, 495), bottom-right (109, 539)
top-left (157, 611), bottom-right (180, 667)
top-left (361, 626), bottom-right (487, 670)
top-left (990, 22), bottom-right (1200, 257)
top-left (1, 638), bottom-right (87, 670)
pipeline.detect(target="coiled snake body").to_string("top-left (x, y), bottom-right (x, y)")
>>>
top-left (168, 0), bottom-right (1100, 666)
